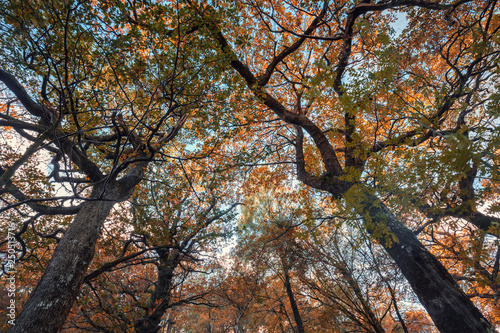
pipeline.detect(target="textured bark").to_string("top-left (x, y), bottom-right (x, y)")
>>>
top-left (361, 192), bottom-right (494, 333)
top-left (200, 4), bottom-right (496, 330)
top-left (134, 249), bottom-right (180, 333)
top-left (10, 184), bottom-right (124, 333)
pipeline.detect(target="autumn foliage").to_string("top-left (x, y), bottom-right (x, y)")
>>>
top-left (1, 0), bottom-right (500, 332)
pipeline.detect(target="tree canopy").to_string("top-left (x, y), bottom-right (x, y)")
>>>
top-left (0, 0), bottom-right (499, 332)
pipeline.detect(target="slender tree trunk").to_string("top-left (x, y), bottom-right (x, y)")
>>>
top-left (10, 184), bottom-right (123, 333)
top-left (360, 191), bottom-right (494, 333)
top-left (390, 288), bottom-right (409, 333)
top-left (370, 247), bottom-right (409, 333)
top-left (337, 266), bottom-right (386, 333)
top-left (283, 267), bottom-right (305, 333)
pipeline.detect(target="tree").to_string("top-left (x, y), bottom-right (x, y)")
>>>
top-left (235, 168), bottom-right (411, 333)
top-left (1, 0), bottom-right (499, 332)
top-left (186, 0), bottom-right (500, 331)
top-left (238, 208), bottom-right (307, 333)
top-left (62, 172), bottom-right (236, 333)
top-left (0, 0), bottom-right (228, 331)
top-left (301, 230), bottom-right (392, 333)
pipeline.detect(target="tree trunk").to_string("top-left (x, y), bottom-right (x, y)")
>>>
top-left (337, 266), bottom-right (386, 333)
top-left (360, 191), bottom-right (494, 333)
top-left (283, 267), bottom-right (305, 333)
top-left (134, 249), bottom-right (180, 333)
top-left (10, 185), bottom-right (120, 333)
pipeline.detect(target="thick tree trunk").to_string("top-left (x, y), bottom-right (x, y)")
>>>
top-left (283, 267), bottom-right (305, 333)
top-left (361, 192), bottom-right (494, 333)
top-left (134, 249), bottom-right (180, 333)
top-left (10, 185), bottom-right (119, 333)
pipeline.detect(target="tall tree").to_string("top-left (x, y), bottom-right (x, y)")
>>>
top-left (187, 0), bottom-right (500, 331)
top-left (0, 0), bottom-right (226, 331)
top-left (1, 0), bottom-right (499, 332)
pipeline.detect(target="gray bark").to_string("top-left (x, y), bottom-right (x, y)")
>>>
top-left (10, 183), bottom-right (131, 333)
top-left (362, 192), bottom-right (494, 333)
